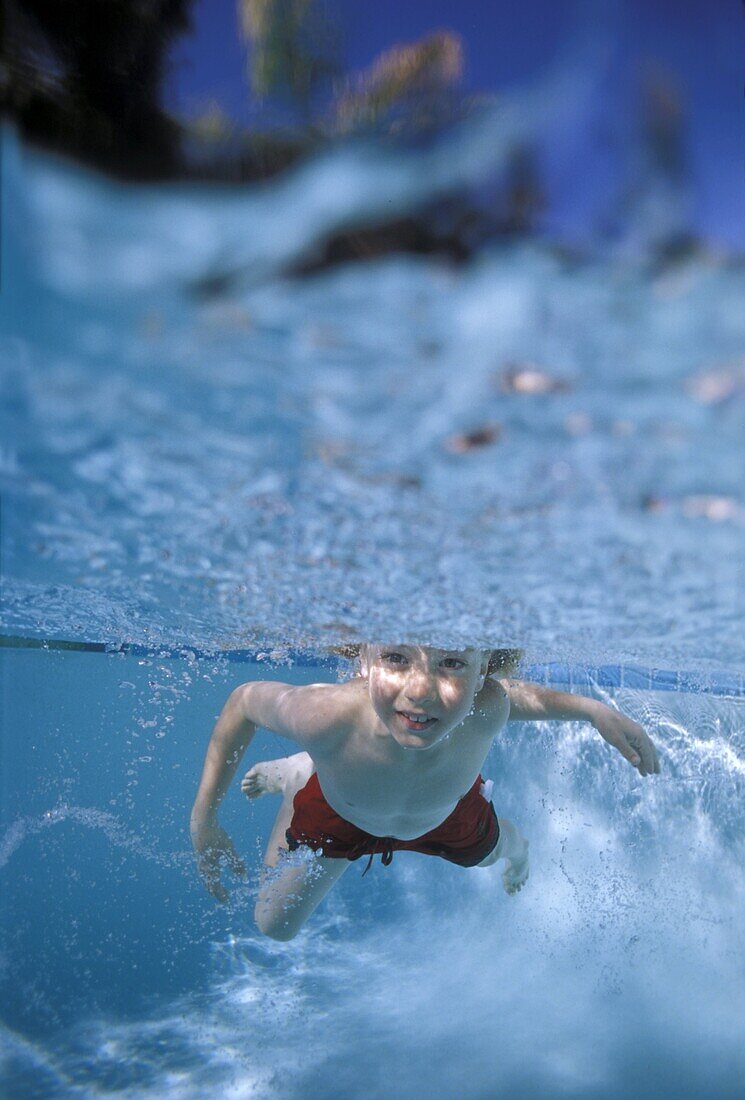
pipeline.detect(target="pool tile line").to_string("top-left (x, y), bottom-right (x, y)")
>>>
top-left (1, 635), bottom-right (743, 697)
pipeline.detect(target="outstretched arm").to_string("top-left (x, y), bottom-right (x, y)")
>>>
top-left (190, 681), bottom-right (351, 900)
top-left (500, 679), bottom-right (660, 777)
top-left (190, 685), bottom-right (257, 901)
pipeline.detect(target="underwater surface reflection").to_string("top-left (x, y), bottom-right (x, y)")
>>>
top-left (1, 129), bottom-right (744, 668)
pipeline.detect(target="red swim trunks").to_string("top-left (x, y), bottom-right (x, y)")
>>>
top-left (286, 773), bottom-right (499, 872)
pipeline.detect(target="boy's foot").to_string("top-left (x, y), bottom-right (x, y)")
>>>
top-left (241, 752), bottom-right (314, 801)
top-left (502, 837), bottom-right (529, 896)
top-left (241, 759), bottom-right (288, 799)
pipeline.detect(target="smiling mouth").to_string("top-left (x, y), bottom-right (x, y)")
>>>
top-left (396, 711), bottom-right (438, 731)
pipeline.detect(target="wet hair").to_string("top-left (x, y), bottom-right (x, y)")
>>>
top-left (486, 648), bottom-right (523, 677)
top-left (330, 644), bottom-right (523, 678)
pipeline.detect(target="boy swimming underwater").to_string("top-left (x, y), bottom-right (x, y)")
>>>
top-left (191, 646), bottom-right (660, 940)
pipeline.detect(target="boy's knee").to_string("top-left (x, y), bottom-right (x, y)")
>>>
top-left (259, 922), bottom-right (299, 942)
top-left (254, 903), bottom-right (301, 942)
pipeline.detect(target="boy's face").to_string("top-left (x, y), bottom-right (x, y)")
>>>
top-left (364, 645), bottom-right (489, 750)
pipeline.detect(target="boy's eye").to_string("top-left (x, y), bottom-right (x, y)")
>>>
top-left (382, 652), bottom-right (407, 665)
top-left (441, 658), bottom-right (466, 670)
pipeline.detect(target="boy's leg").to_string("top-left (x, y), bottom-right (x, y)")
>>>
top-left (244, 752), bottom-right (349, 940)
top-left (478, 815), bottom-right (530, 895)
top-left (255, 852), bottom-right (349, 942)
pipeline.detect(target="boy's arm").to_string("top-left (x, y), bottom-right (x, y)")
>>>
top-left (190, 685), bottom-right (256, 902)
top-left (190, 681), bottom-right (350, 901)
top-left (499, 679), bottom-right (660, 777)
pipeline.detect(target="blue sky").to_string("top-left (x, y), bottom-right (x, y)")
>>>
top-left (164, 1), bottom-right (744, 248)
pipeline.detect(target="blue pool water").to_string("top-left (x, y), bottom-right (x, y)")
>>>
top-left (1, 103), bottom-right (744, 1099)
top-left (2, 647), bottom-right (744, 1098)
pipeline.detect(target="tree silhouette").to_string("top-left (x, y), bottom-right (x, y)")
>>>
top-left (2, 0), bottom-right (192, 177)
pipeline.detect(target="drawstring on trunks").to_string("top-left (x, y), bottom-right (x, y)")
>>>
top-left (361, 838), bottom-right (395, 876)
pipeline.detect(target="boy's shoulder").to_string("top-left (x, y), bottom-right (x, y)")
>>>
top-left (291, 676), bottom-right (371, 727)
top-left (480, 674), bottom-right (509, 702)
top-left (239, 677), bottom-right (369, 749)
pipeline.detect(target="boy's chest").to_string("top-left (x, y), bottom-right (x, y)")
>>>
top-left (321, 723), bottom-right (493, 823)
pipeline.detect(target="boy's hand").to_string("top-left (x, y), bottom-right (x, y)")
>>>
top-left (191, 818), bottom-right (246, 903)
top-left (591, 707), bottom-right (660, 776)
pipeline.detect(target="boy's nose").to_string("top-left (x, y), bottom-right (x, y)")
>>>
top-left (405, 673), bottom-right (436, 704)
